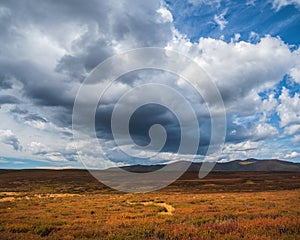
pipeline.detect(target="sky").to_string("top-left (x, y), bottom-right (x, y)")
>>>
top-left (0, 0), bottom-right (300, 169)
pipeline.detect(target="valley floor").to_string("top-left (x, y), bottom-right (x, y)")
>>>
top-left (0, 170), bottom-right (299, 239)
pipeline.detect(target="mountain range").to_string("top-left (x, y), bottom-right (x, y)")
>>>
top-left (119, 159), bottom-right (300, 172)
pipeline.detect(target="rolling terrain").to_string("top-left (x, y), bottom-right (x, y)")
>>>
top-left (0, 159), bottom-right (299, 239)
top-left (120, 159), bottom-right (300, 172)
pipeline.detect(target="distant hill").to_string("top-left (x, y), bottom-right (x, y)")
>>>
top-left (119, 159), bottom-right (300, 172)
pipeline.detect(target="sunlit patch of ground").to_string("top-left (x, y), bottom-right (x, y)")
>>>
top-left (238, 161), bottom-right (256, 165)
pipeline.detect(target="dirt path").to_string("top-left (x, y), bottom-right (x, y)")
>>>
top-left (127, 201), bottom-right (175, 215)
top-left (0, 192), bottom-right (80, 202)
top-left (143, 201), bottom-right (175, 215)
top-left (0, 192), bottom-right (175, 216)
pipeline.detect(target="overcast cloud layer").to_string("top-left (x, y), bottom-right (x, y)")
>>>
top-left (0, 0), bottom-right (300, 169)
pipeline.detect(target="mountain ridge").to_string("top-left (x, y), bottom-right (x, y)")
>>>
top-left (118, 159), bottom-right (300, 172)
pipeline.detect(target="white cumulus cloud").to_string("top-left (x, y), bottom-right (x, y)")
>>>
top-left (284, 151), bottom-right (300, 158)
top-left (277, 87), bottom-right (300, 128)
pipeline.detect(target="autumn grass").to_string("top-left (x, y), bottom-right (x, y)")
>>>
top-left (0, 170), bottom-right (299, 239)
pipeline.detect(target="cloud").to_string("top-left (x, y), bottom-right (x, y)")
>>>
top-left (216, 140), bottom-right (261, 161)
top-left (167, 34), bottom-right (299, 145)
top-left (0, 0), bottom-right (174, 134)
top-left (249, 32), bottom-right (260, 43)
top-left (271, 0), bottom-right (300, 11)
top-left (0, 129), bottom-right (22, 151)
top-left (0, 0), bottom-right (172, 75)
top-left (13, 161), bottom-right (25, 165)
top-left (0, 157), bottom-right (8, 163)
top-left (0, 95), bottom-right (21, 106)
top-left (292, 135), bottom-right (300, 143)
top-left (24, 114), bottom-right (47, 123)
top-left (187, 0), bottom-right (222, 7)
top-left (10, 106), bottom-right (28, 115)
top-left (28, 141), bottom-right (50, 155)
top-left (0, 0), bottom-right (299, 167)
top-left (284, 151), bottom-right (300, 159)
top-left (27, 141), bottom-right (76, 163)
top-left (289, 48), bottom-right (300, 84)
top-left (290, 66), bottom-right (300, 84)
top-left (35, 166), bottom-right (76, 170)
top-left (224, 141), bottom-right (259, 152)
top-left (253, 122), bottom-right (278, 140)
top-left (0, 75), bottom-right (13, 89)
top-left (169, 35), bottom-right (297, 114)
top-left (214, 8), bottom-right (228, 30)
top-left (161, 33), bottom-right (300, 164)
top-left (284, 124), bottom-right (300, 135)
top-left (246, 0), bottom-right (256, 6)
top-left (156, 6), bottom-right (173, 23)
top-left (277, 87), bottom-right (300, 128)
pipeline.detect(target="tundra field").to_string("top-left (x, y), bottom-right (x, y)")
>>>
top-left (0, 169), bottom-right (299, 240)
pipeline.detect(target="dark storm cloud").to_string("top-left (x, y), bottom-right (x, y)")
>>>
top-left (25, 83), bottom-right (74, 108)
top-left (0, 0), bottom-right (173, 110)
top-left (0, 95), bottom-right (21, 105)
top-left (88, 69), bottom-right (222, 157)
top-left (95, 103), bottom-right (181, 149)
top-left (10, 106), bottom-right (28, 115)
top-left (0, 0), bottom-right (171, 84)
top-left (94, 101), bottom-right (214, 156)
top-left (0, 0), bottom-right (267, 161)
top-left (53, 1), bottom-right (173, 81)
top-left (50, 109), bottom-right (73, 128)
top-left (0, 74), bottom-right (13, 89)
top-left (0, 0), bottom-right (184, 165)
top-left (55, 55), bottom-right (87, 83)
top-left (0, 60), bottom-right (75, 109)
